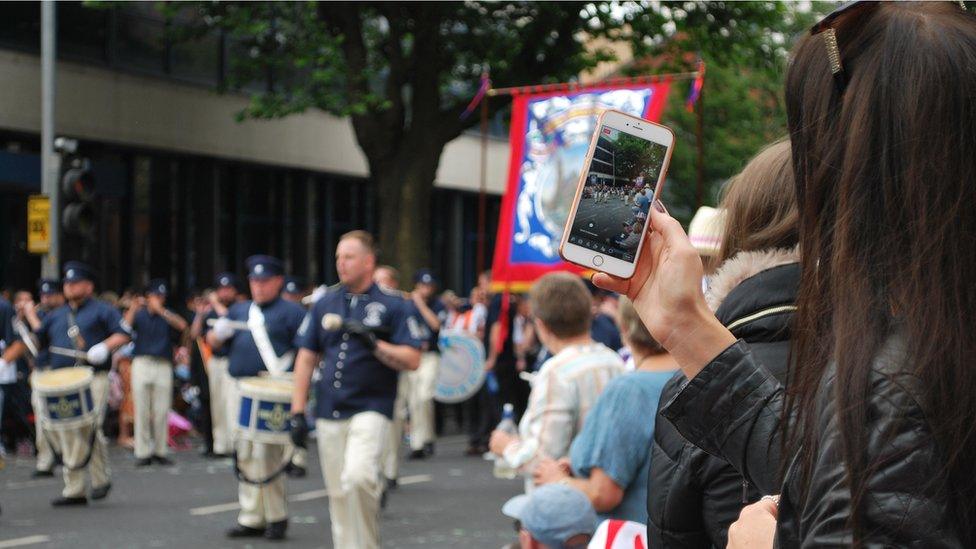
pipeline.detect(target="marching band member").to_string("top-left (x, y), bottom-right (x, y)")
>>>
top-left (5, 262), bottom-right (131, 506)
top-left (125, 279), bottom-right (187, 466)
top-left (290, 231), bottom-right (423, 549)
top-left (207, 256), bottom-right (305, 541)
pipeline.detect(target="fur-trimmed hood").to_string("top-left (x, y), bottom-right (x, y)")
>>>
top-left (706, 246), bottom-right (801, 312)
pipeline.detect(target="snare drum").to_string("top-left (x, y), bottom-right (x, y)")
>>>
top-left (237, 377), bottom-right (294, 445)
top-left (33, 366), bottom-right (96, 431)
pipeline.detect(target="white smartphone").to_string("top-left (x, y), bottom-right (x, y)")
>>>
top-left (559, 109), bottom-right (675, 278)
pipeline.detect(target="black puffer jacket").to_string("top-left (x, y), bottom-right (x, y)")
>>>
top-left (648, 249), bottom-right (799, 548)
top-left (661, 331), bottom-right (963, 545)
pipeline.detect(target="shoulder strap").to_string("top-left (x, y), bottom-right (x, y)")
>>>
top-left (66, 309), bottom-right (85, 366)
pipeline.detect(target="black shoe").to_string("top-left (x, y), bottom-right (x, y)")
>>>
top-left (264, 520), bottom-right (287, 541)
top-left (386, 477), bottom-right (398, 491)
top-left (285, 463), bottom-right (306, 478)
top-left (424, 442), bottom-right (435, 457)
top-left (465, 444), bottom-right (487, 457)
top-left (201, 449), bottom-right (216, 458)
top-left (212, 452), bottom-right (232, 459)
top-left (152, 455), bottom-right (174, 466)
top-left (91, 482), bottom-right (111, 500)
top-left (32, 469), bottom-right (55, 478)
top-left (135, 457), bottom-right (153, 467)
top-left (51, 496), bottom-right (87, 507)
top-left (226, 524), bottom-right (265, 538)
top-left (408, 449), bottom-right (426, 460)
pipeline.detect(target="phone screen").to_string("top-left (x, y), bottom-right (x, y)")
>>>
top-left (567, 124), bottom-right (670, 262)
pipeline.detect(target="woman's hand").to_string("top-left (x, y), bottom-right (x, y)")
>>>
top-left (727, 496), bottom-right (778, 549)
top-left (592, 201), bottom-right (735, 378)
top-left (533, 457), bottom-right (571, 485)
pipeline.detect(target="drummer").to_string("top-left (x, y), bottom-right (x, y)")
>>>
top-left (206, 255), bottom-right (306, 541)
top-left (6, 261), bottom-right (131, 506)
top-left (290, 230), bottom-right (423, 549)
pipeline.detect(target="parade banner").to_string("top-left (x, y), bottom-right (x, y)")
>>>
top-left (491, 82), bottom-right (671, 291)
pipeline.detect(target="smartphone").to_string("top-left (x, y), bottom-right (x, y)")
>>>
top-left (559, 110), bottom-right (675, 278)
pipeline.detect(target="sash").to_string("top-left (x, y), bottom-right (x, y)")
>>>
top-left (247, 303), bottom-right (294, 377)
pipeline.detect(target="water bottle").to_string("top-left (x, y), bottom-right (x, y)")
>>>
top-left (493, 403), bottom-right (518, 479)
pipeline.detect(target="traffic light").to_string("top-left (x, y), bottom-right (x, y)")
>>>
top-left (60, 159), bottom-right (95, 237)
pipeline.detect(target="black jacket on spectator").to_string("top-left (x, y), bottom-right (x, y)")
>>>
top-left (648, 248), bottom-right (799, 548)
top-left (660, 280), bottom-right (963, 542)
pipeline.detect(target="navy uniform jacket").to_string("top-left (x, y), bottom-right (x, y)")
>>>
top-left (297, 283), bottom-right (423, 420)
top-left (132, 309), bottom-right (180, 360)
top-left (33, 298), bottom-right (130, 370)
top-left (418, 297), bottom-right (447, 353)
top-left (224, 297), bottom-right (306, 378)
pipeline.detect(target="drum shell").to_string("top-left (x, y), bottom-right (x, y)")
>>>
top-left (34, 366), bottom-right (97, 431)
top-left (236, 377), bottom-right (293, 445)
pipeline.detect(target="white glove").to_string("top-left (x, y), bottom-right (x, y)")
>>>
top-left (0, 359), bottom-right (16, 384)
top-left (212, 317), bottom-right (235, 343)
top-left (86, 342), bottom-right (110, 365)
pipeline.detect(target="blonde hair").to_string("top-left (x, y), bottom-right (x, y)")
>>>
top-left (617, 297), bottom-right (664, 356)
top-left (718, 139), bottom-right (798, 262)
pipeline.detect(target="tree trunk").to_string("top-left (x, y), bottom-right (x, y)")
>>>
top-left (372, 146), bottom-right (443, 283)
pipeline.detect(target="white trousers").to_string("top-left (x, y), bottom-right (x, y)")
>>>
top-left (317, 412), bottom-right (390, 549)
top-left (207, 356), bottom-right (232, 454)
top-left (382, 372), bottom-right (409, 480)
top-left (405, 352), bottom-right (439, 451)
top-left (30, 371), bottom-right (54, 471)
top-left (46, 372), bottom-right (111, 498)
top-left (132, 356), bottom-right (173, 459)
top-left (226, 378), bottom-right (288, 528)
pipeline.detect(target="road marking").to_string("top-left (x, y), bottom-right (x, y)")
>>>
top-left (190, 477), bottom-right (432, 516)
top-left (399, 474), bottom-right (432, 485)
top-left (0, 535), bottom-right (52, 548)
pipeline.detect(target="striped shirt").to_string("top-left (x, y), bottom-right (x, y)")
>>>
top-left (504, 341), bottom-right (625, 477)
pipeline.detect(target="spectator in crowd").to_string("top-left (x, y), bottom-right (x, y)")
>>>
top-left (489, 273), bottom-right (624, 492)
top-left (501, 483), bottom-right (597, 549)
top-left (533, 297), bottom-right (676, 524)
top-left (594, 4), bottom-right (976, 546)
top-left (646, 138), bottom-right (798, 548)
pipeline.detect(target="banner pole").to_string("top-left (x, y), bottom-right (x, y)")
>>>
top-left (477, 95), bottom-right (489, 278)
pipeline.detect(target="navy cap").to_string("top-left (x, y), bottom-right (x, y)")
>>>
top-left (413, 269), bottom-right (437, 286)
top-left (245, 255), bottom-right (284, 280)
top-left (214, 272), bottom-right (238, 289)
top-left (283, 276), bottom-right (303, 295)
top-left (38, 278), bottom-right (61, 296)
top-left (63, 261), bottom-right (95, 283)
top-left (147, 278), bottom-right (168, 296)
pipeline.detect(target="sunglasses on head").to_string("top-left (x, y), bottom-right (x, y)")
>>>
top-left (809, 1), bottom-right (968, 93)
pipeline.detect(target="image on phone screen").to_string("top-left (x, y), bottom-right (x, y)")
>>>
top-left (567, 125), bottom-right (669, 262)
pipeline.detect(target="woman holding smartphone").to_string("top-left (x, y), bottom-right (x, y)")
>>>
top-left (595, 2), bottom-right (976, 547)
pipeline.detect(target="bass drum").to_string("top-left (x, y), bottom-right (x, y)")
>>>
top-left (434, 329), bottom-right (486, 404)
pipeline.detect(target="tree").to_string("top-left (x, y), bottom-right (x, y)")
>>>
top-left (164, 1), bottom-right (810, 276)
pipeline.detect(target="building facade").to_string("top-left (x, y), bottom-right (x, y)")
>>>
top-left (0, 2), bottom-right (508, 297)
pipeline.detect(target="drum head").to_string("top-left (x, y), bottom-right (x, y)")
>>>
top-left (435, 330), bottom-right (487, 404)
top-left (239, 377), bottom-right (293, 397)
top-left (34, 367), bottom-right (93, 391)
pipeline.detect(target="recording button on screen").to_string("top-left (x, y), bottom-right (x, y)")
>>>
top-left (592, 255), bottom-right (604, 267)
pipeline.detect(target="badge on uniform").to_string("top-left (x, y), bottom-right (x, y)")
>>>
top-left (363, 303), bottom-right (386, 327)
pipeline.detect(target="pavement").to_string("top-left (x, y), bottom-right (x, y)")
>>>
top-left (0, 435), bottom-right (522, 548)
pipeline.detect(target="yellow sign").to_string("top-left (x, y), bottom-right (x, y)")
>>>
top-left (27, 194), bottom-right (50, 254)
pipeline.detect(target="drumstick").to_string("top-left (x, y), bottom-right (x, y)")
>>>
top-left (205, 318), bottom-right (251, 331)
top-left (14, 322), bottom-right (38, 357)
top-left (49, 346), bottom-right (90, 360)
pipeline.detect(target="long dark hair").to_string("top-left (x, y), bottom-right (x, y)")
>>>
top-left (784, 2), bottom-right (976, 544)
